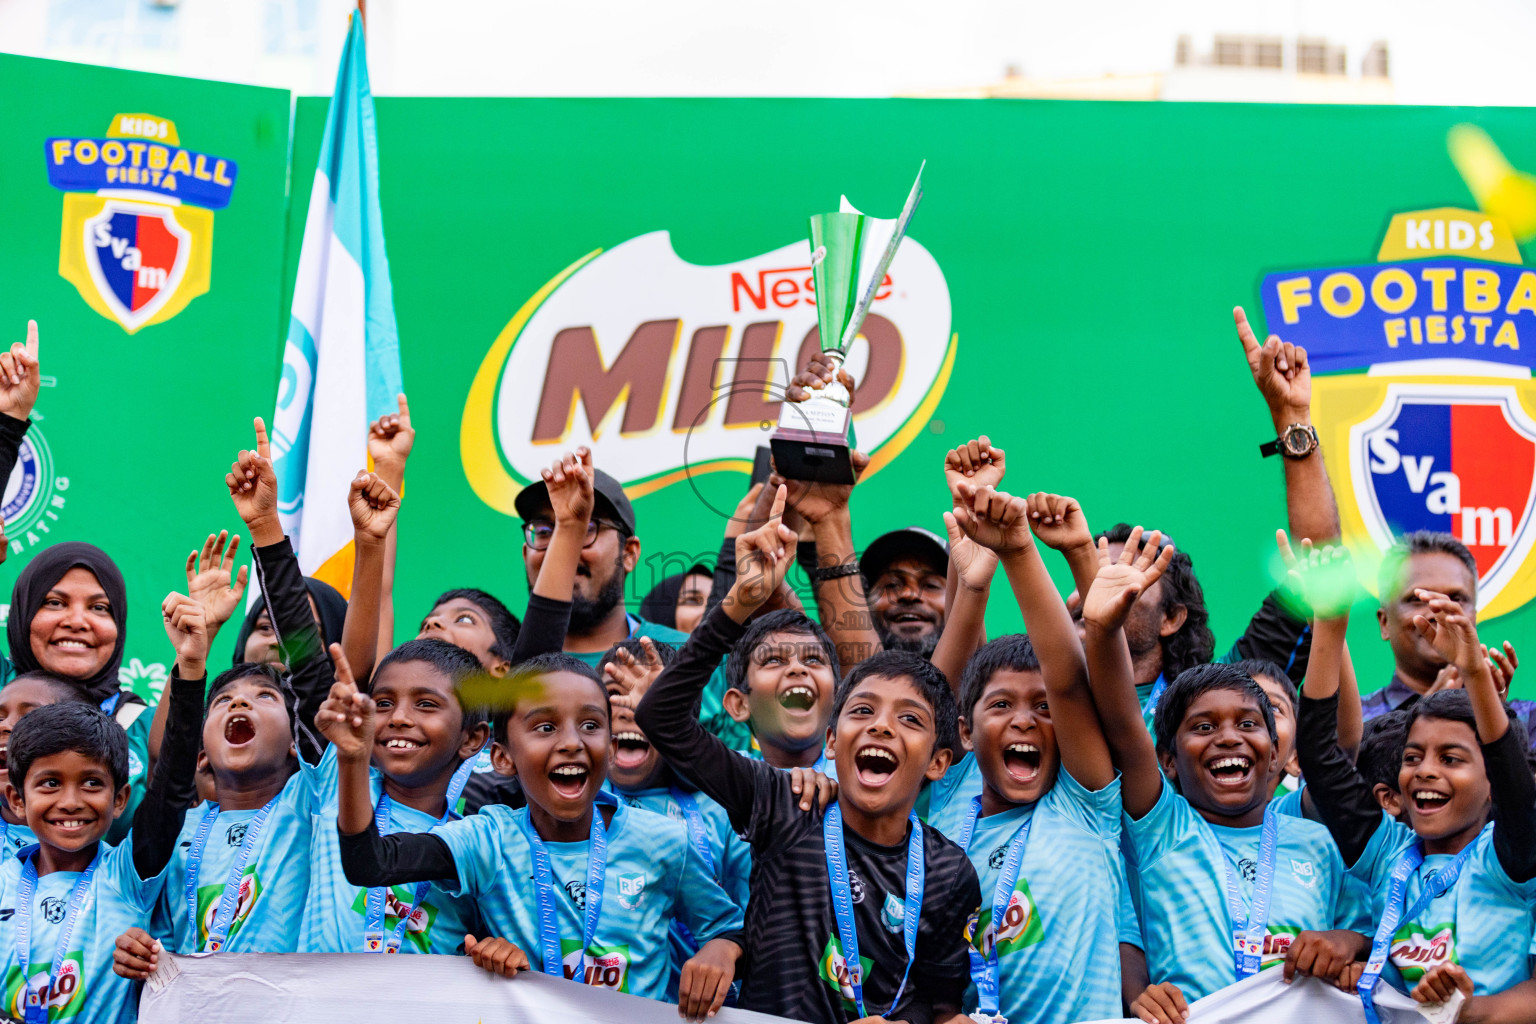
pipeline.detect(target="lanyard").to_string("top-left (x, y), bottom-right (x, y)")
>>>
top-left (522, 792), bottom-right (615, 979)
top-left (669, 788), bottom-right (715, 875)
top-left (15, 849), bottom-right (99, 1024)
top-left (824, 803), bottom-right (925, 1020)
top-left (184, 795), bottom-right (279, 951)
top-left (363, 748), bottom-right (484, 953)
top-left (956, 797), bottom-right (1031, 1020)
top-left (667, 787), bottom-right (715, 955)
top-left (1219, 803), bottom-right (1279, 979)
top-left (1358, 841), bottom-right (1476, 1024)
top-left (1141, 674), bottom-right (1168, 720)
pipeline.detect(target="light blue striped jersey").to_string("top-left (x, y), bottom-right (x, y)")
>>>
top-left (613, 785), bottom-right (752, 997)
top-left (1351, 817), bottom-right (1536, 996)
top-left (0, 821), bottom-right (36, 861)
top-left (156, 757), bottom-right (320, 953)
top-left (0, 839), bottom-right (165, 1024)
top-left (934, 755), bottom-right (1125, 1024)
top-left (1124, 776), bottom-right (1363, 1001)
top-left (925, 753), bottom-right (984, 836)
top-left (433, 801), bottom-right (744, 1002)
top-left (300, 754), bottom-right (481, 954)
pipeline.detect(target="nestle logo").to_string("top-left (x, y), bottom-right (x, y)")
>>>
top-left (730, 266), bottom-right (892, 313)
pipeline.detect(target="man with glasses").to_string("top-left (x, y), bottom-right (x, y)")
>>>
top-left (514, 467), bottom-right (694, 666)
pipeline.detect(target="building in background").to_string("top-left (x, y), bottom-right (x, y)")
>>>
top-left (0, 0), bottom-right (1529, 105)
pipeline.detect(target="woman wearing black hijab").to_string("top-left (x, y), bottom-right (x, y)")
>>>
top-left (6, 541), bottom-right (149, 842)
top-left (639, 563), bottom-right (714, 633)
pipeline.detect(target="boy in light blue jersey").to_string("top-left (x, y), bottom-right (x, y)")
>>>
top-left (1085, 534), bottom-right (1369, 1024)
top-left (298, 638), bottom-right (488, 954)
top-left (930, 486), bottom-right (1141, 1024)
top-left (1298, 584), bottom-right (1536, 1008)
top-left (0, 675), bottom-right (97, 860)
top-left (599, 638), bottom-right (751, 999)
top-left (0, 591), bottom-right (206, 1024)
top-left (113, 425), bottom-right (401, 958)
top-left (152, 661), bottom-right (320, 954)
top-left (333, 650), bottom-right (745, 1021)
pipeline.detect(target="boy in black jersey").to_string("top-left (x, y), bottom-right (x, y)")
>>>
top-left (636, 486), bottom-right (981, 1024)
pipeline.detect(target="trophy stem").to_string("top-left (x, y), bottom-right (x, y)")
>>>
top-left (820, 349), bottom-right (852, 407)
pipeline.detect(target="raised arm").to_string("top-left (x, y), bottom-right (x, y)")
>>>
top-left (956, 485), bottom-right (1115, 791)
top-left (1079, 528), bottom-right (1177, 816)
top-left (930, 439), bottom-right (1007, 687)
top-left (776, 453), bottom-right (880, 668)
top-left (1290, 545), bottom-right (1382, 865)
top-left (320, 643), bottom-right (461, 886)
top-left (930, 519), bottom-right (996, 694)
top-left (151, 532), bottom-right (249, 765)
top-left (367, 394), bottom-right (413, 663)
top-left (341, 470), bottom-right (401, 684)
top-left (227, 417), bottom-right (333, 764)
top-left (1234, 306), bottom-right (1340, 546)
top-left (1024, 492), bottom-right (1099, 612)
top-left (1413, 591), bottom-right (1536, 882)
top-left (777, 354), bottom-right (882, 666)
top-left (132, 593), bottom-right (210, 880)
top-left (0, 320), bottom-right (42, 487)
top-left (532, 448), bottom-right (593, 603)
top-left (636, 486), bottom-right (798, 828)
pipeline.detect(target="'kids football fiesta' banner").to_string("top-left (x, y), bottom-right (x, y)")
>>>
top-left (7, 49), bottom-right (1536, 696)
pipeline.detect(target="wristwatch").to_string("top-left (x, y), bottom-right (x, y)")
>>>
top-left (1260, 423), bottom-right (1320, 459)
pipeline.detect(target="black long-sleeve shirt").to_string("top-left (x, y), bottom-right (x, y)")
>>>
top-left (129, 670), bottom-right (203, 879)
top-left (250, 537), bottom-right (333, 766)
top-left (634, 604), bottom-right (980, 1024)
top-left (1298, 692), bottom-right (1536, 881)
top-left (0, 413), bottom-right (27, 497)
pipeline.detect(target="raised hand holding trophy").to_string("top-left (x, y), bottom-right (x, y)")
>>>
top-left (770, 162), bottom-right (925, 483)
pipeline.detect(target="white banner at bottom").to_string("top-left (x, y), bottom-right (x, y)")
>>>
top-left (140, 953), bottom-right (801, 1024)
top-left (1074, 971), bottom-right (1447, 1024)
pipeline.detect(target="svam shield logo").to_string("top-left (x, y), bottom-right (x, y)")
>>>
top-left (82, 200), bottom-right (190, 331)
top-left (1354, 383), bottom-right (1536, 610)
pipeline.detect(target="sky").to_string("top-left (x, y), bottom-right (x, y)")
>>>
top-left (1, 0), bottom-right (1534, 104)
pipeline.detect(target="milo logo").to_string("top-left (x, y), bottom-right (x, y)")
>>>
top-left (1259, 926), bottom-right (1301, 971)
top-left (196, 869), bottom-right (260, 949)
top-left (561, 940), bottom-right (631, 993)
top-left (461, 230), bottom-right (954, 513)
top-left (1390, 922), bottom-right (1458, 982)
top-left (4, 953), bottom-right (85, 1021)
top-left (348, 886), bottom-right (439, 953)
top-left (965, 877), bottom-right (1045, 959)
top-left (819, 934), bottom-right (875, 1009)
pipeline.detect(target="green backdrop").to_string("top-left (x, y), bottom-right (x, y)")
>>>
top-left (5, 48), bottom-right (1535, 701)
top-left (0, 54), bottom-right (289, 697)
top-left (288, 97), bottom-right (1536, 695)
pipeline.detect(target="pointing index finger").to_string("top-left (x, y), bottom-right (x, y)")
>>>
top-left (24, 320), bottom-right (38, 363)
top-left (767, 483), bottom-right (787, 522)
top-left (253, 417), bottom-right (272, 461)
top-left (1233, 306), bottom-right (1261, 357)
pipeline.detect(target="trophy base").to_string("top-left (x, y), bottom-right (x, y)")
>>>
top-left (770, 430), bottom-right (855, 484)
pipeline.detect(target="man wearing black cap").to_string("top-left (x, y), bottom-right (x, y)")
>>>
top-left (514, 466), bottom-right (692, 666)
top-left (860, 527), bottom-right (950, 658)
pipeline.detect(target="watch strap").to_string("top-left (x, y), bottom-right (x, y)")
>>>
top-left (811, 562), bottom-right (863, 584)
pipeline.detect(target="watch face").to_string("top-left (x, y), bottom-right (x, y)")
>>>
top-left (1283, 426), bottom-right (1316, 456)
